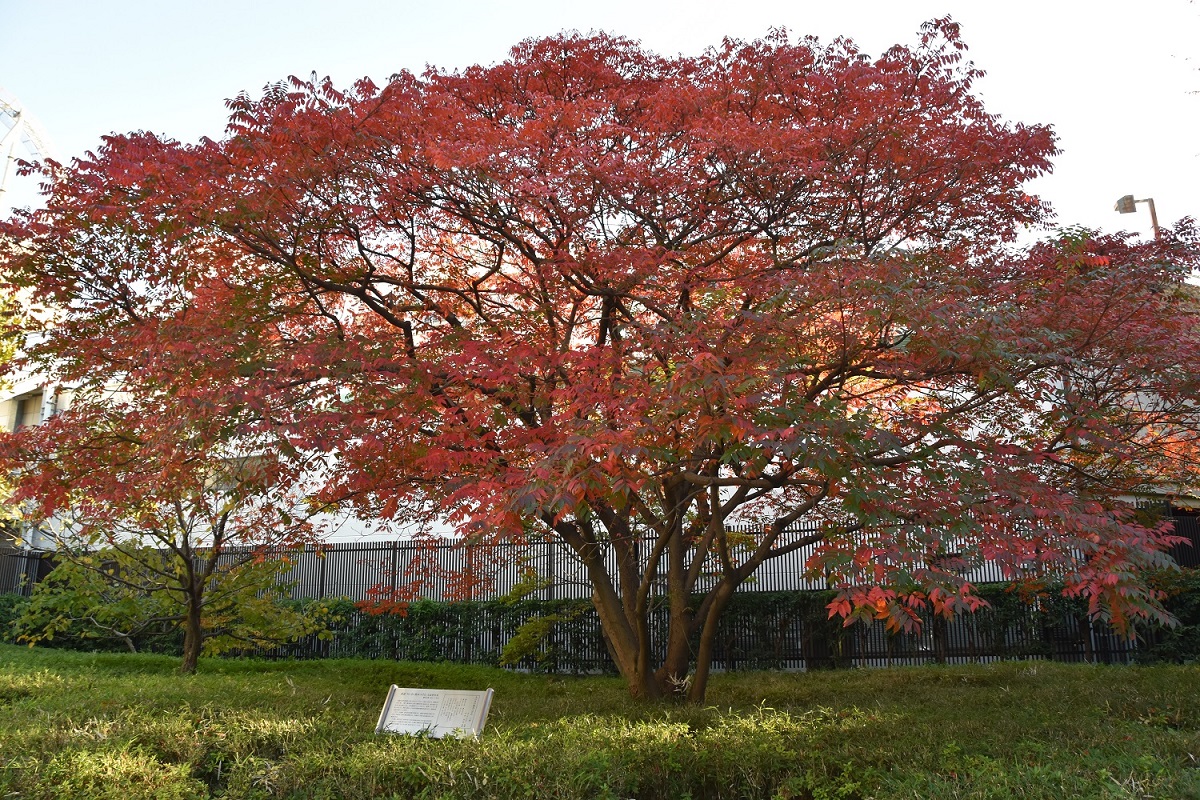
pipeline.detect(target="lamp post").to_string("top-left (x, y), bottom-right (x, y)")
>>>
top-left (1114, 194), bottom-right (1161, 241)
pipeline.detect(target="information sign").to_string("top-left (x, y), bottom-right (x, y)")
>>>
top-left (375, 686), bottom-right (494, 739)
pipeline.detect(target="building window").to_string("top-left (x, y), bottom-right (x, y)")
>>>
top-left (14, 393), bottom-right (43, 430)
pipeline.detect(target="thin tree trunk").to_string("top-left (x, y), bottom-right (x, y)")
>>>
top-left (657, 529), bottom-right (693, 695)
top-left (180, 592), bottom-right (203, 675)
top-left (591, 589), bottom-right (664, 699)
top-left (555, 513), bottom-right (667, 700)
top-left (688, 582), bottom-right (736, 703)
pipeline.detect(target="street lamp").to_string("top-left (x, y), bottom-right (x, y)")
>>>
top-left (1114, 194), bottom-right (1161, 241)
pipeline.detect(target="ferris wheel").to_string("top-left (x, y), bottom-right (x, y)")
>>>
top-left (0, 85), bottom-right (56, 210)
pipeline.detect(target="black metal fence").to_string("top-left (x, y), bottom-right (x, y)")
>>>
top-left (205, 524), bottom-right (1024, 604)
top-left (0, 546), bottom-right (51, 596)
top-left (1167, 514), bottom-right (1200, 569)
top-left (4, 513), bottom-right (1198, 604)
top-left (3, 511), bottom-right (1195, 672)
top-left (271, 588), bottom-right (1141, 672)
top-left (270, 515), bottom-right (1200, 603)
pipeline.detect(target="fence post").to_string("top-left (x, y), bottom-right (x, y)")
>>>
top-left (22, 550), bottom-right (41, 596)
top-left (390, 541), bottom-right (398, 597)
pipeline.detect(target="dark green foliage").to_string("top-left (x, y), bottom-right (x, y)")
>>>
top-left (21, 574), bottom-right (1200, 672)
top-left (289, 598), bottom-right (612, 674)
top-left (0, 593), bottom-right (28, 643)
top-left (658, 586), bottom-right (1120, 670)
top-left (1136, 570), bottom-right (1200, 663)
top-left (13, 549), bottom-right (330, 659)
top-left (268, 585), bottom-right (1143, 674)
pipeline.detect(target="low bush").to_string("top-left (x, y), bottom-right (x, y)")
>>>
top-left (1135, 569), bottom-right (1200, 664)
top-left (272, 585), bottom-right (1139, 673)
top-left (14, 569), bottom-right (1200, 670)
top-left (0, 593), bottom-right (28, 643)
top-left (282, 597), bottom-right (613, 673)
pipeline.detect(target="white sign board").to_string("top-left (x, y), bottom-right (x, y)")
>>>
top-left (375, 686), bottom-right (494, 739)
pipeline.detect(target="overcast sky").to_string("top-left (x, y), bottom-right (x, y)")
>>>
top-left (2, 0), bottom-right (1198, 242)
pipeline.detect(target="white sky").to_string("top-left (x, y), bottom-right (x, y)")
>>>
top-left (2, 0), bottom-right (1198, 242)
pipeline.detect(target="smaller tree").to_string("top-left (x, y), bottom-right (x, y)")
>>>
top-left (3, 388), bottom-right (331, 673)
top-left (14, 546), bottom-right (326, 657)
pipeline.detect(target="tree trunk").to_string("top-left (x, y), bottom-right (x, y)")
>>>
top-left (688, 582), bottom-right (735, 703)
top-left (657, 532), bottom-right (693, 696)
top-left (592, 580), bottom-right (745, 702)
top-left (180, 593), bottom-right (203, 675)
top-left (589, 588), bottom-right (665, 700)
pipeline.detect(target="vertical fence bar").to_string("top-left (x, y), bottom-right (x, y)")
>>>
top-left (22, 550), bottom-right (40, 596)
top-left (389, 541), bottom-right (398, 596)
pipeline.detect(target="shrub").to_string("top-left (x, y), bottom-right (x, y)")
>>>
top-left (1135, 569), bottom-right (1200, 663)
top-left (0, 593), bottom-right (28, 643)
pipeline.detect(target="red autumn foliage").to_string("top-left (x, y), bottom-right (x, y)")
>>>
top-left (3, 20), bottom-right (1199, 699)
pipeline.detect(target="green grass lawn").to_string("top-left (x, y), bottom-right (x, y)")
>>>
top-left (0, 644), bottom-right (1197, 799)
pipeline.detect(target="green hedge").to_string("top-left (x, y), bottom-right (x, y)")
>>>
top-left (1135, 569), bottom-right (1200, 663)
top-left (9, 574), bottom-right (1200, 668)
top-left (279, 597), bottom-right (613, 673)
top-left (273, 582), bottom-right (1193, 672)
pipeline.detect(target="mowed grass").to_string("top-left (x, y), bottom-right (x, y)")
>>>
top-left (0, 644), bottom-right (1197, 799)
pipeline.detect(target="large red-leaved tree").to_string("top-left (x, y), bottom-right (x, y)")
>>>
top-left (3, 20), bottom-right (1199, 699)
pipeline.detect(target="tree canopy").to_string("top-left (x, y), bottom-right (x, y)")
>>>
top-left (3, 19), bottom-right (1199, 698)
